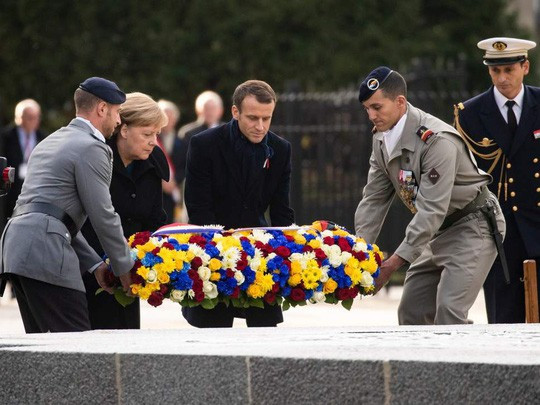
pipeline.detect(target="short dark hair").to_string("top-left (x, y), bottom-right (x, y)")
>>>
top-left (379, 71), bottom-right (407, 100)
top-left (74, 88), bottom-right (101, 114)
top-left (232, 80), bottom-right (276, 111)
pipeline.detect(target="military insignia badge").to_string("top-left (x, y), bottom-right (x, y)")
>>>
top-left (416, 126), bottom-right (435, 142)
top-left (492, 41), bottom-right (507, 51)
top-left (398, 169), bottom-right (418, 214)
top-left (367, 78), bottom-right (380, 90)
top-left (427, 168), bottom-right (440, 184)
top-left (533, 129), bottom-right (540, 139)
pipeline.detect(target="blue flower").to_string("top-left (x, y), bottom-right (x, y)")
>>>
top-left (281, 285), bottom-right (291, 297)
top-left (240, 240), bottom-right (255, 257)
top-left (142, 253), bottom-right (162, 267)
top-left (205, 245), bottom-right (220, 258)
top-left (241, 267), bottom-right (256, 290)
top-left (170, 270), bottom-right (192, 290)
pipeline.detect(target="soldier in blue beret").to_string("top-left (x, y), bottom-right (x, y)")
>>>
top-left (0, 77), bottom-right (135, 333)
top-left (454, 37), bottom-right (540, 323)
top-left (355, 67), bottom-right (506, 325)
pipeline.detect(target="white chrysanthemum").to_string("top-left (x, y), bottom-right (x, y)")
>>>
top-left (310, 291), bottom-right (326, 303)
top-left (360, 271), bottom-right (374, 287)
top-left (252, 229), bottom-right (273, 244)
top-left (222, 247), bottom-right (241, 269)
top-left (267, 252), bottom-right (277, 261)
top-left (320, 266), bottom-right (330, 282)
top-left (251, 256), bottom-right (261, 271)
top-left (197, 266), bottom-right (211, 282)
top-left (149, 237), bottom-right (162, 246)
top-left (326, 245), bottom-right (342, 267)
top-left (203, 281), bottom-right (218, 299)
top-left (170, 289), bottom-right (186, 302)
top-left (188, 245), bottom-right (211, 265)
top-left (321, 230), bottom-right (334, 238)
top-left (353, 241), bottom-right (368, 252)
top-left (234, 270), bottom-right (245, 285)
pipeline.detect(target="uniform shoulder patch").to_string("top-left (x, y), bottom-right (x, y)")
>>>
top-left (427, 168), bottom-right (440, 184)
top-left (416, 126), bottom-right (435, 142)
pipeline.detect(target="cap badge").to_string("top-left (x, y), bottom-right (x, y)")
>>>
top-left (492, 41), bottom-right (507, 51)
top-left (367, 78), bottom-right (380, 90)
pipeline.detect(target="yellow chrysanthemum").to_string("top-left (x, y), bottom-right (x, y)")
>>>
top-left (258, 258), bottom-right (268, 272)
top-left (293, 233), bottom-right (307, 245)
top-left (209, 258), bottom-right (222, 271)
top-left (360, 256), bottom-right (379, 274)
top-left (138, 286), bottom-right (152, 300)
top-left (323, 279), bottom-right (338, 294)
top-left (210, 272), bottom-right (221, 281)
top-left (256, 272), bottom-right (274, 292)
top-left (219, 236), bottom-right (241, 251)
top-left (345, 264), bottom-right (362, 284)
top-left (288, 273), bottom-right (302, 286)
top-left (333, 229), bottom-right (349, 237)
top-left (171, 234), bottom-right (191, 244)
top-left (308, 239), bottom-right (321, 249)
top-left (290, 261), bottom-right (302, 275)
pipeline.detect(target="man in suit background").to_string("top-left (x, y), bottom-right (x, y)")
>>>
top-left (182, 80), bottom-right (295, 328)
top-left (178, 90), bottom-right (224, 142)
top-left (0, 99), bottom-right (46, 229)
top-left (0, 77), bottom-right (134, 333)
top-left (454, 37), bottom-right (540, 323)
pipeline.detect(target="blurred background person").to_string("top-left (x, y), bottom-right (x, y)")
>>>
top-left (81, 92), bottom-right (169, 329)
top-left (157, 99), bottom-right (186, 222)
top-left (0, 99), bottom-right (45, 229)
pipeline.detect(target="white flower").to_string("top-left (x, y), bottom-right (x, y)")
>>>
top-left (310, 291), bottom-right (326, 303)
top-left (360, 271), bottom-right (374, 287)
top-left (222, 247), bottom-right (241, 269)
top-left (146, 269), bottom-right (158, 283)
top-left (170, 289), bottom-right (186, 302)
top-left (252, 229), bottom-right (273, 244)
top-left (234, 270), bottom-right (245, 285)
top-left (320, 266), bottom-right (330, 282)
top-left (341, 251), bottom-right (352, 265)
top-left (188, 289), bottom-right (195, 298)
top-left (189, 245), bottom-right (211, 265)
top-left (197, 266), bottom-right (211, 282)
top-left (203, 281), bottom-right (218, 299)
top-left (353, 241), bottom-right (367, 252)
top-left (327, 245), bottom-right (342, 267)
top-left (321, 230), bottom-right (334, 238)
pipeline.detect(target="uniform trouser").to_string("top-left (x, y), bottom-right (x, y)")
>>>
top-left (398, 205), bottom-right (505, 325)
top-left (9, 274), bottom-right (91, 333)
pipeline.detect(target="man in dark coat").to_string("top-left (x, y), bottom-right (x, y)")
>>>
top-left (182, 80), bottom-right (295, 328)
top-left (0, 99), bottom-right (46, 229)
top-left (454, 37), bottom-right (540, 323)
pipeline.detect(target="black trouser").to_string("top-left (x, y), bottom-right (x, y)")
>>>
top-left (82, 272), bottom-right (140, 330)
top-left (9, 274), bottom-right (90, 333)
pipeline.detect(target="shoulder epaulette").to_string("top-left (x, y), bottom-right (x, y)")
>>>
top-left (416, 126), bottom-right (435, 142)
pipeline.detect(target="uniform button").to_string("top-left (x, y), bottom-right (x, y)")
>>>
top-left (131, 193), bottom-right (136, 198)
top-left (506, 163), bottom-right (512, 169)
top-left (65, 233), bottom-right (69, 238)
top-left (534, 158), bottom-right (539, 163)
top-left (508, 178), bottom-right (514, 183)
top-left (535, 173), bottom-right (540, 178)
top-left (510, 191), bottom-right (516, 197)
top-left (537, 187), bottom-right (540, 192)
top-left (513, 206), bottom-right (518, 212)
top-left (537, 202), bottom-right (540, 207)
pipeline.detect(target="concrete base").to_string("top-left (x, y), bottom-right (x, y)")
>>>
top-left (1, 324), bottom-right (539, 404)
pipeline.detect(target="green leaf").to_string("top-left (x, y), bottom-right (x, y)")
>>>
top-left (282, 300), bottom-right (290, 311)
top-left (248, 298), bottom-right (265, 309)
top-left (341, 298), bottom-right (353, 311)
top-left (95, 287), bottom-right (105, 296)
top-left (222, 296), bottom-right (230, 307)
top-left (231, 298), bottom-right (243, 308)
top-left (325, 295), bottom-right (338, 305)
top-left (113, 289), bottom-right (136, 308)
top-left (201, 298), bottom-right (217, 310)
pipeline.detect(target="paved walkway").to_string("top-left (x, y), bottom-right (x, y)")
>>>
top-left (0, 285), bottom-right (487, 333)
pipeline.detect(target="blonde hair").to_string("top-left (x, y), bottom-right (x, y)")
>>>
top-left (120, 92), bottom-right (168, 128)
top-left (14, 99), bottom-right (40, 126)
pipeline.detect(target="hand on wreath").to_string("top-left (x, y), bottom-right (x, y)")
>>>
top-left (94, 262), bottom-right (114, 294)
top-left (373, 254), bottom-right (407, 294)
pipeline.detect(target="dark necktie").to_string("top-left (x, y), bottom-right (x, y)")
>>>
top-left (505, 100), bottom-right (517, 137)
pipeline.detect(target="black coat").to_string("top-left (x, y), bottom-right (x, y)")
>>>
top-left (182, 120), bottom-right (295, 327)
top-left (81, 139), bottom-right (169, 329)
top-left (0, 125), bottom-right (46, 221)
top-left (456, 85), bottom-right (540, 323)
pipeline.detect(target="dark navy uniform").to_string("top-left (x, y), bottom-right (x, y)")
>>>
top-left (455, 85), bottom-right (540, 322)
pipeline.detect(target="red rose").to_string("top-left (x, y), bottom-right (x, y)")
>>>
top-left (148, 291), bottom-right (164, 307)
top-left (290, 288), bottom-right (306, 302)
top-left (161, 242), bottom-right (175, 250)
top-left (302, 245), bottom-right (314, 253)
top-left (189, 235), bottom-right (207, 247)
top-left (131, 272), bottom-right (145, 285)
top-left (323, 236), bottom-right (335, 246)
top-left (336, 288), bottom-right (348, 300)
top-left (226, 269), bottom-right (235, 278)
top-left (187, 269), bottom-right (198, 279)
top-left (236, 259), bottom-right (248, 270)
top-left (191, 257), bottom-right (203, 270)
top-left (353, 251), bottom-right (366, 261)
top-left (264, 292), bottom-right (276, 304)
top-left (337, 238), bottom-right (352, 252)
top-left (285, 235), bottom-right (294, 242)
top-left (194, 291), bottom-right (205, 302)
top-left (349, 288), bottom-right (359, 299)
top-left (160, 284), bottom-right (169, 295)
top-left (192, 279), bottom-right (203, 291)
top-left (231, 287), bottom-right (240, 299)
top-left (255, 241), bottom-right (273, 256)
top-left (314, 249), bottom-right (326, 260)
top-left (151, 247), bottom-right (161, 255)
top-left (275, 246), bottom-right (291, 258)
top-left (272, 282), bottom-right (280, 293)
top-left (374, 252), bottom-right (382, 266)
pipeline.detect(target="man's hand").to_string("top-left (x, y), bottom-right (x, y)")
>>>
top-left (119, 272), bottom-right (134, 296)
top-left (94, 262), bottom-right (114, 294)
top-left (373, 254), bottom-right (407, 294)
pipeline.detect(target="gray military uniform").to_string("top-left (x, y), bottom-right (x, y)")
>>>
top-left (355, 103), bottom-right (505, 324)
top-left (0, 119), bottom-right (134, 292)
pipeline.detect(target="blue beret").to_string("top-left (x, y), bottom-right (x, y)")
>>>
top-left (358, 66), bottom-right (394, 103)
top-left (78, 77), bottom-right (126, 104)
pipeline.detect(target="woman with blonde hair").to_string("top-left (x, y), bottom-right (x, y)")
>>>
top-left (81, 92), bottom-right (169, 329)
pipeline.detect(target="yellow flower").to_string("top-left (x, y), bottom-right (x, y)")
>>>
top-left (137, 266), bottom-right (150, 279)
top-left (247, 284), bottom-right (264, 298)
top-left (256, 272), bottom-right (274, 293)
top-left (138, 286), bottom-right (152, 300)
top-left (171, 234), bottom-right (191, 244)
top-left (288, 273), bottom-right (302, 286)
top-left (333, 229), bottom-right (349, 237)
top-left (290, 261), bottom-right (302, 275)
top-left (210, 272), bottom-right (221, 281)
top-left (323, 279), bottom-right (338, 293)
top-left (292, 233), bottom-right (306, 245)
top-left (361, 256), bottom-right (379, 274)
top-left (158, 272), bottom-right (170, 284)
top-left (209, 258), bottom-right (222, 271)
top-left (131, 284), bottom-right (142, 295)
top-left (308, 239), bottom-right (321, 249)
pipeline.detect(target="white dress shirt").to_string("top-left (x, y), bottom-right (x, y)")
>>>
top-left (75, 116), bottom-right (106, 143)
top-left (383, 111), bottom-right (408, 156)
top-left (493, 85), bottom-right (524, 124)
